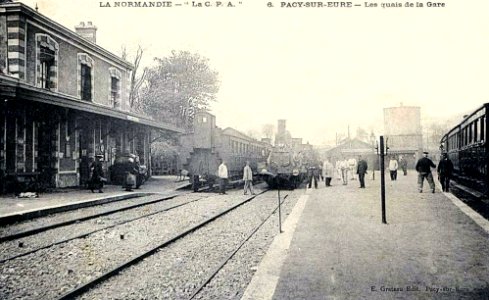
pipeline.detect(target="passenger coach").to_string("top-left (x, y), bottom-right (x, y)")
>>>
top-left (440, 103), bottom-right (489, 197)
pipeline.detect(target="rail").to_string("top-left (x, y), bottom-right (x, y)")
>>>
top-left (56, 189), bottom-right (269, 300)
top-left (0, 193), bottom-right (211, 264)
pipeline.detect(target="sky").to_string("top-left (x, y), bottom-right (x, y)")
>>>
top-left (19, 0), bottom-right (489, 145)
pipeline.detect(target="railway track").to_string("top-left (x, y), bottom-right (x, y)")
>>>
top-left (1, 187), bottom-right (298, 299)
top-left (450, 185), bottom-right (489, 220)
top-left (75, 189), bottom-right (297, 300)
top-left (187, 193), bottom-right (289, 300)
top-left (57, 189), bottom-right (272, 299)
top-left (0, 193), bottom-right (213, 263)
top-left (0, 193), bottom-right (185, 242)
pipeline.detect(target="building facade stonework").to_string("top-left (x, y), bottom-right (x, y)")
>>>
top-left (0, 2), bottom-right (181, 192)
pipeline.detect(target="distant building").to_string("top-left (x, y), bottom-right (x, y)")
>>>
top-left (324, 138), bottom-right (378, 170)
top-left (275, 119), bottom-right (291, 146)
top-left (383, 105), bottom-right (423, 168)
top-left (273, 119), bottom-right (312, 155)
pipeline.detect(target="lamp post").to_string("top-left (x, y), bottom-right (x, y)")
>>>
top-left (380, 136), bottom-right (387, 224)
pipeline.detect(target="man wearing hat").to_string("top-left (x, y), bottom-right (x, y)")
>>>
top-left (89, 154), bottom-right (105, 193)
top-left (437, 153), bottom-right (454, 192)
top-left (415, 151), bottom-right (436, 193)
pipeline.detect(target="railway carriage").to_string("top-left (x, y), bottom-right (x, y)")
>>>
top-left (440, 103), bottom-right (489, 196)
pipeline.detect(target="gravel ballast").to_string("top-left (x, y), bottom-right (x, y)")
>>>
top-left (0, 189), bottom-right (268, 299)
top-left (79, 189), bottom-right (300, 300)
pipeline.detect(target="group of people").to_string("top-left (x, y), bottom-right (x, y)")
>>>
top-left (387, 155), bottom-right (408, 181)
top-left (386, 151), bottom-right (453, 193)
top-left (215, 159), bottom-right (255, 195)
top-left (88, 154), bottom-right (144, 193)
top-left (217, 151), bottom-right (455, 195)
top-left (217, 156), bottom-right (371, 194)
top-left (334, 158), bottom-right (359, 185)
top-left (415, 151), bottom-right (453, 193)
top-left (317, 152), bottom-right (453, 194)
top-left (306, 156), bottom-right (369, 189)
top-left (89, 151), bottom-right (453, 195)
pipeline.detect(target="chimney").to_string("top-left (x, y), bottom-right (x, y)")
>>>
top-left (75, 21), bottom-right (97, 43)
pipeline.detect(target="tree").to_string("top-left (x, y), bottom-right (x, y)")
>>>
top-left (355, 127), bottom-right (369, 143)
top-left (151, 140), bottom-right (179, 159)
top-left (121, 45), bottom-right (148, 111)
top-left (246, 129), bottom-right (261, 140)
top-left (151, 139), bottom-right (180, 175)
top-left (262, 124), bottom-right (275, 139)
top-left (139, 50), bottom-right (219, 128)
top-left (424, 121), bottom-right (451, 151)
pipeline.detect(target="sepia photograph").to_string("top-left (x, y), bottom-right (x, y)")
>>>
top-left (1, 0), bottom-right (489, 298)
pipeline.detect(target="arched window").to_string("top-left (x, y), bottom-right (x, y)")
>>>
top-left (36, 34), bottom-right (59, 90)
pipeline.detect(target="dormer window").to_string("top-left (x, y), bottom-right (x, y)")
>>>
top-left (109, 67), bottom-right (121, 108)
top-left (77, 54), bottom-right (94, 101)
top-left (36, 34), bottom-right (59, 90)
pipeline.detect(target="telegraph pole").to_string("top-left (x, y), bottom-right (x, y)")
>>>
top-left (380, 136), bottom-right (387, 224)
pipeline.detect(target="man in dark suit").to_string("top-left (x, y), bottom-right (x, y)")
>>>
top-left (356, 155), bottom-right (368, 188)
top-left (307, 165), bottom-right (320, 189)
top-left (437, 153), bottom-right (454, 192)
top-left (89, 154), bottom-right (105, 193)
top-left (415, 151), bottom-right (436, 193)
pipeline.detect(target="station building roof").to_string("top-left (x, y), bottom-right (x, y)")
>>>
top-left (0, 75), bottom-right (184, 133)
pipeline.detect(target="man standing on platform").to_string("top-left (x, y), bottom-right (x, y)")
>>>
top-left (322, 158), bottom-right (334, 187)
top-left (399, 155), bottom-right (408, 176)
top-left (308, 164), bottom-right (320, 189)
top-left (415, 151), bottom-right (436, 193)
top-left (89, 154), bottom-right (105, 193)
top-left (348, 157), bottom-right (357, 180)
top-left (218, 159), bottom-right (228, 195)
top-left (243, 161), bottom-right (255, 195)
top-left (388, 156), bottom-right (399, 181)
top-left (340, 158), bottom-right (349, 185)
top-left (437, 153), bottom-right (454, 192)
top-left (356, 155), bottom-right (368, 188)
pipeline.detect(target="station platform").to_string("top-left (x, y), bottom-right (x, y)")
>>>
top-left (243, 171), bottom-right (489, 300)
top-left (0, 176), bottom-right (190, 224)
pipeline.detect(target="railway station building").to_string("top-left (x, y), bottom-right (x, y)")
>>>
top-left (0, 1), bottom-right (182, 193)
top-left (324, 138), bottom-right (378, 170)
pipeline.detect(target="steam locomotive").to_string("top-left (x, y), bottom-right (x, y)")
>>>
top-left (258, 144), bottom-right (320, 189)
